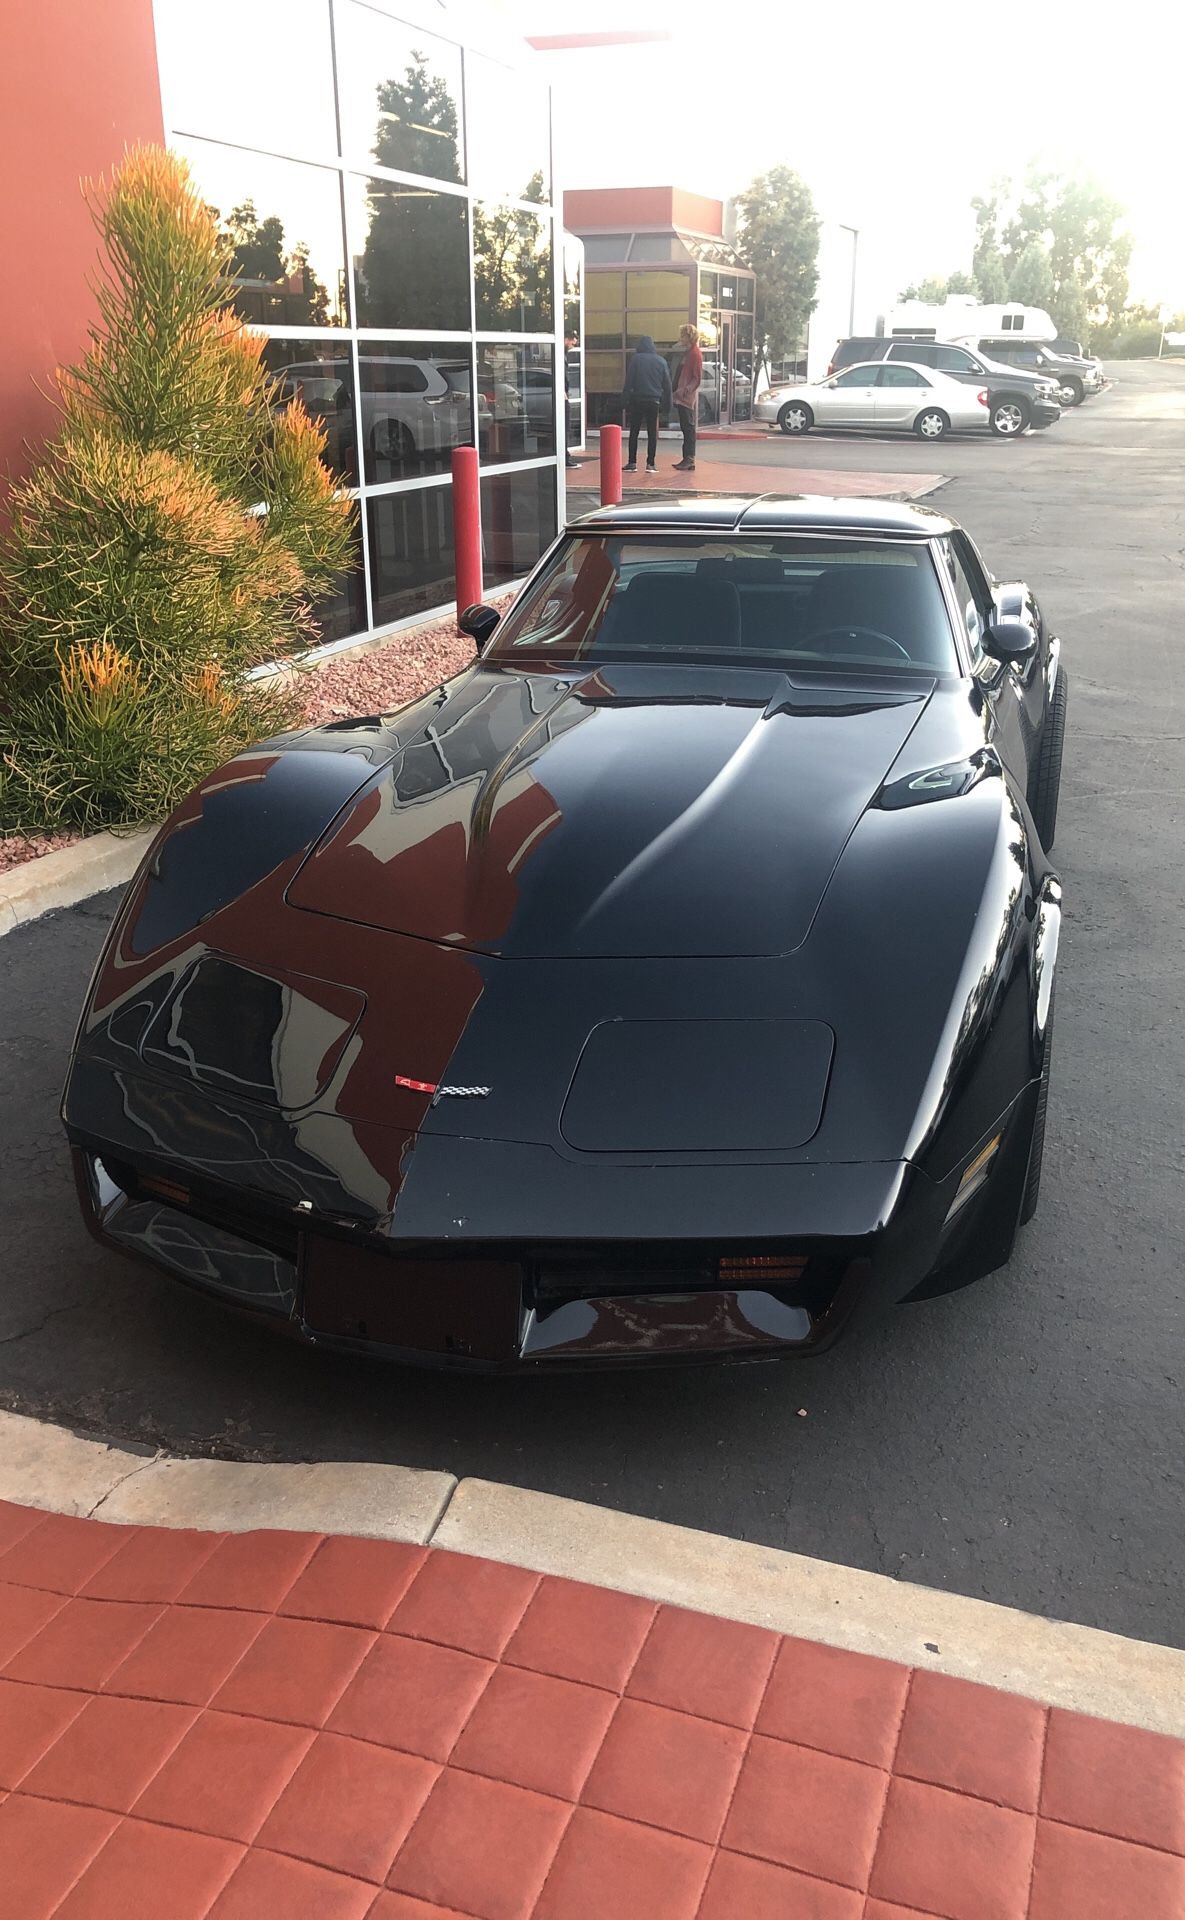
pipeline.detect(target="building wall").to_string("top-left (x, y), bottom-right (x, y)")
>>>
top-left (0, 0), bottom-right (164, 485)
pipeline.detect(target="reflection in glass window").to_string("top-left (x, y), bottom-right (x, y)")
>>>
top-left (156, 0), bottom-right (337, 160)
top-left (357, 343), bottom-right (475, 484)
top-left (739, 277), bottom-right (755, 312)
top-left (718, 277), bottom-right (739, 309)
top-left (176, 138), bottom-right (348, 326)
top-left (348, 176), bottom-right (470, 330)
top-left (582, 235), bottom-right (630, 263)
top-left (626, 271), bottom-right (688, 311)
top-left (335, 3), bottom-right (463, 182)
top-left (477, 346), bottom-right (555, 465)
top-left (311, 519), bottom-right (368, 644)
top-left (465, 53), bottom-right (550, 206)
top-left (627, 315), bottom-right (684, 350)
top-left (482, 468), bottom-right (559, 590)
top-left (733, 350), bottom-right (754, 422)
top-left (563, 237), bottom-right (582, 341)
top-left (368, 486), bottom-right (456, 627)
top-left (473, 206), bottom-right (553, 332)
top-left (586, 351), bottom-right (625, 394)
top-left (263, 338), bottom-right (358, 486)
top-left (628, 235), bottom-right (678, 262)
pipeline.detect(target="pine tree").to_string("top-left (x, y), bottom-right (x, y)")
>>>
top-left (0, 146), bottom-right (355, 833)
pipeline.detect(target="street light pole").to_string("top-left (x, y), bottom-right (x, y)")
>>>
top-left (838, 224), bottom-right (859, 334)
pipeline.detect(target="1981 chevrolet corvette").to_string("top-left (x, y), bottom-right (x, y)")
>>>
top-left (63, 496), bottom-right (1065, 1368)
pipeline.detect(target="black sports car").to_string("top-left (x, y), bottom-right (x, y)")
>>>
top-left (64, 496), bottom-right (1066, 1369)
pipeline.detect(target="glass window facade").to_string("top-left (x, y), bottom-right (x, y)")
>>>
top-left (156, 0), bottom-right (561, 647)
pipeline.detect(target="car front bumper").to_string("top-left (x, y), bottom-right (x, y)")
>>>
top-left (69, 1077), bottom-right (1036, 1370)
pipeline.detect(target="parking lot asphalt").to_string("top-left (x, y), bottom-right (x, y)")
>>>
top-left (3, 360), bottom-right (1183, 1651)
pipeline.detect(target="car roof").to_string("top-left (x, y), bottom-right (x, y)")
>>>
top-left (569, 494), bottom-right (958, 538)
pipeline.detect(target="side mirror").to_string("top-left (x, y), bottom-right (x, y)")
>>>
top-left (459, 602), bottom-right (501, 651)
top-left (983, 620), bottom-right (1037, 665)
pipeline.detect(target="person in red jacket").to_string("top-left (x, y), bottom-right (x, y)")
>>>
top-left (673, 324), bottom-right (703, 471)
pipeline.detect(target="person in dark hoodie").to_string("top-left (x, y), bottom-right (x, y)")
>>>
top-left (622, 335), bottom-right (673, 473)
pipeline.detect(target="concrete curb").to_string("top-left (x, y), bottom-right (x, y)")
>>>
top-left (436, 1481), bottom-right (1185, 1740)
top-left (2, 1407), bottom-right (1182, 1736)
top-left (0, 1409), bottom-right (455, 1546)
top-left (0, 827), bottom-right (154, 938)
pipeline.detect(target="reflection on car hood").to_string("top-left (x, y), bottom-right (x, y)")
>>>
top-left (288, 665), bottom-right (932, 959)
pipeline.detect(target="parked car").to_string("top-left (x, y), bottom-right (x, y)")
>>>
top-left (827, 336), bottom-right (1060, 437)
top-left (754, 361), bottom-right (991, 440)
top-left (275, 355), bottom-right (487, 476)
top-left (64, 497), bottom-right (1065, 1370)
top-left (966, 337), bottom-right (1104, 407)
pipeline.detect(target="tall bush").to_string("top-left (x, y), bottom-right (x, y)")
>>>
top-left (0, 145), bottom-right (355, 833)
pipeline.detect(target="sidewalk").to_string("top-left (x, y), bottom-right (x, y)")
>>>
top-left (0, 1497), bottom-right (1182, 1918)
top-left (568, 451), bottom-right (946, 502)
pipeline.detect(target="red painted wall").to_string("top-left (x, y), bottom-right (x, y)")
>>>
top-left (564, 186), bottom-right (724, 240)
top-left (0, 0), bottom-right (163, 488)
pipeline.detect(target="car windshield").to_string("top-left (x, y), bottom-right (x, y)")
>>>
top-left (484, 535), bottom-right (960, 674)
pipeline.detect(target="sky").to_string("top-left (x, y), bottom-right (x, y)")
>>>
top-left (506, 0), bottom-right (1184, 311)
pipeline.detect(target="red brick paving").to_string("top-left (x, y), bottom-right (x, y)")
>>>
top-left (0, 1499), bottom-right (1181, 1918)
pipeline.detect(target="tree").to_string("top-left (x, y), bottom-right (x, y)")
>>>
top-left (974, 251), bottom-right (1009, 303)
top-left (974, 167), bottom-right (1130, 331)
top-left (0, 146), bottom-right (354, 833)
top-left (1007, 241), bottom-right (1056, 309)
top-left (357, 53), bottom-right (467, 327)
top-left (1051, 276), bottom-right (1090, 343)
top-left (473, 174), bottom-right (552, 330)
top-left (898, 270), bottom-right (980, 303)
top-left (899, 276), bottom-right (951, 304)
top-left (371, 49), bottom-right (460, 181)
top-left (215, 199), bottom-right (335, 326)
top-left (733, 168), bottom-right (820, 368)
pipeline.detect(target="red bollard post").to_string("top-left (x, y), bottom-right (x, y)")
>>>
top-left (599, 424), bottom-right (622, 507)
top-left (452, 445), bottom-right (483, 618)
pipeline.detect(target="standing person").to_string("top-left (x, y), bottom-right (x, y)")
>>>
top-left (672, 323), bottom-right (702, 471)
top-left (622, 334), bottom-right (672, 474)
top-left (563, 332), bottom-right (581, 469)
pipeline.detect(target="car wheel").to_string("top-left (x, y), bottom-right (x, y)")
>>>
top-left (915, 408), bottom-right (948, 441)
top-left (1058, 376), bottom-right (1084, 407)
top-left (990, 398), bottom-right (1029, 437)
top-left (778, 401), bottom-right (813, 434)
top-left (1030, 669), bottom-right (1069, 851)
top-left (372, 417), bottom-right (416, 466)
top-left (1021, 988), bottom-right (1054, 1225)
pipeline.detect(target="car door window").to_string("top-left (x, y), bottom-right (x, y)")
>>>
top-left (878, 365), bottom-right (928, 387)
top-left (933, 346), bottom-right (977, 372)
top-left (937, 536), bottom-right (990, 659)
top-left (832, 365), bottom-right (879, 387)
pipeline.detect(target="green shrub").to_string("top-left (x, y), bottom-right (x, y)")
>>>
top-left (0, 145), bottom-right (354, 834)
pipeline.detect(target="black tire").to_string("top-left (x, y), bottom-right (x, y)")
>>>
top-left (990, 397), bottom-right (1030, 437)
top-left (1058, 376), bottom-right (1084, 407)
top-left (778, 400), bottom-right (813, 434)
top-left (1031, 669), bottom-right (1068, 851)
top-left (1021, 990), bottom-right (1054, 1224)
top-left (371, 417), bottom-right (416, 466)
top-left (915, 407), bottom-right (948, 441)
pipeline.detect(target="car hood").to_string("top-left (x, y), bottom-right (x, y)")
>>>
top-left (287, 664), bottom-right (932, 959)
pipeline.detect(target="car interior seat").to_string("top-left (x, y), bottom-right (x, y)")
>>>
top-left (801, 564), bottom-right (950, 665)
top-left (593, 572), bottom-right (743, 652)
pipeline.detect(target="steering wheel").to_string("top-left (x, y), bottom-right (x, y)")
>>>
top-left (803, 624), bottom-right (912, 661)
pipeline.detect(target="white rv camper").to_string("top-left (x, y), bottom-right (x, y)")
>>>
top-left (881, 297), bottom-right (1056, 343)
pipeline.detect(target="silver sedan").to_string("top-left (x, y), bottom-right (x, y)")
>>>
top-left (754, 361), bottom-right (992, 441)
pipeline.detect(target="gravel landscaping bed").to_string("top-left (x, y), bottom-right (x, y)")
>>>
top-left (0, 599), bottom-right (512, 877)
